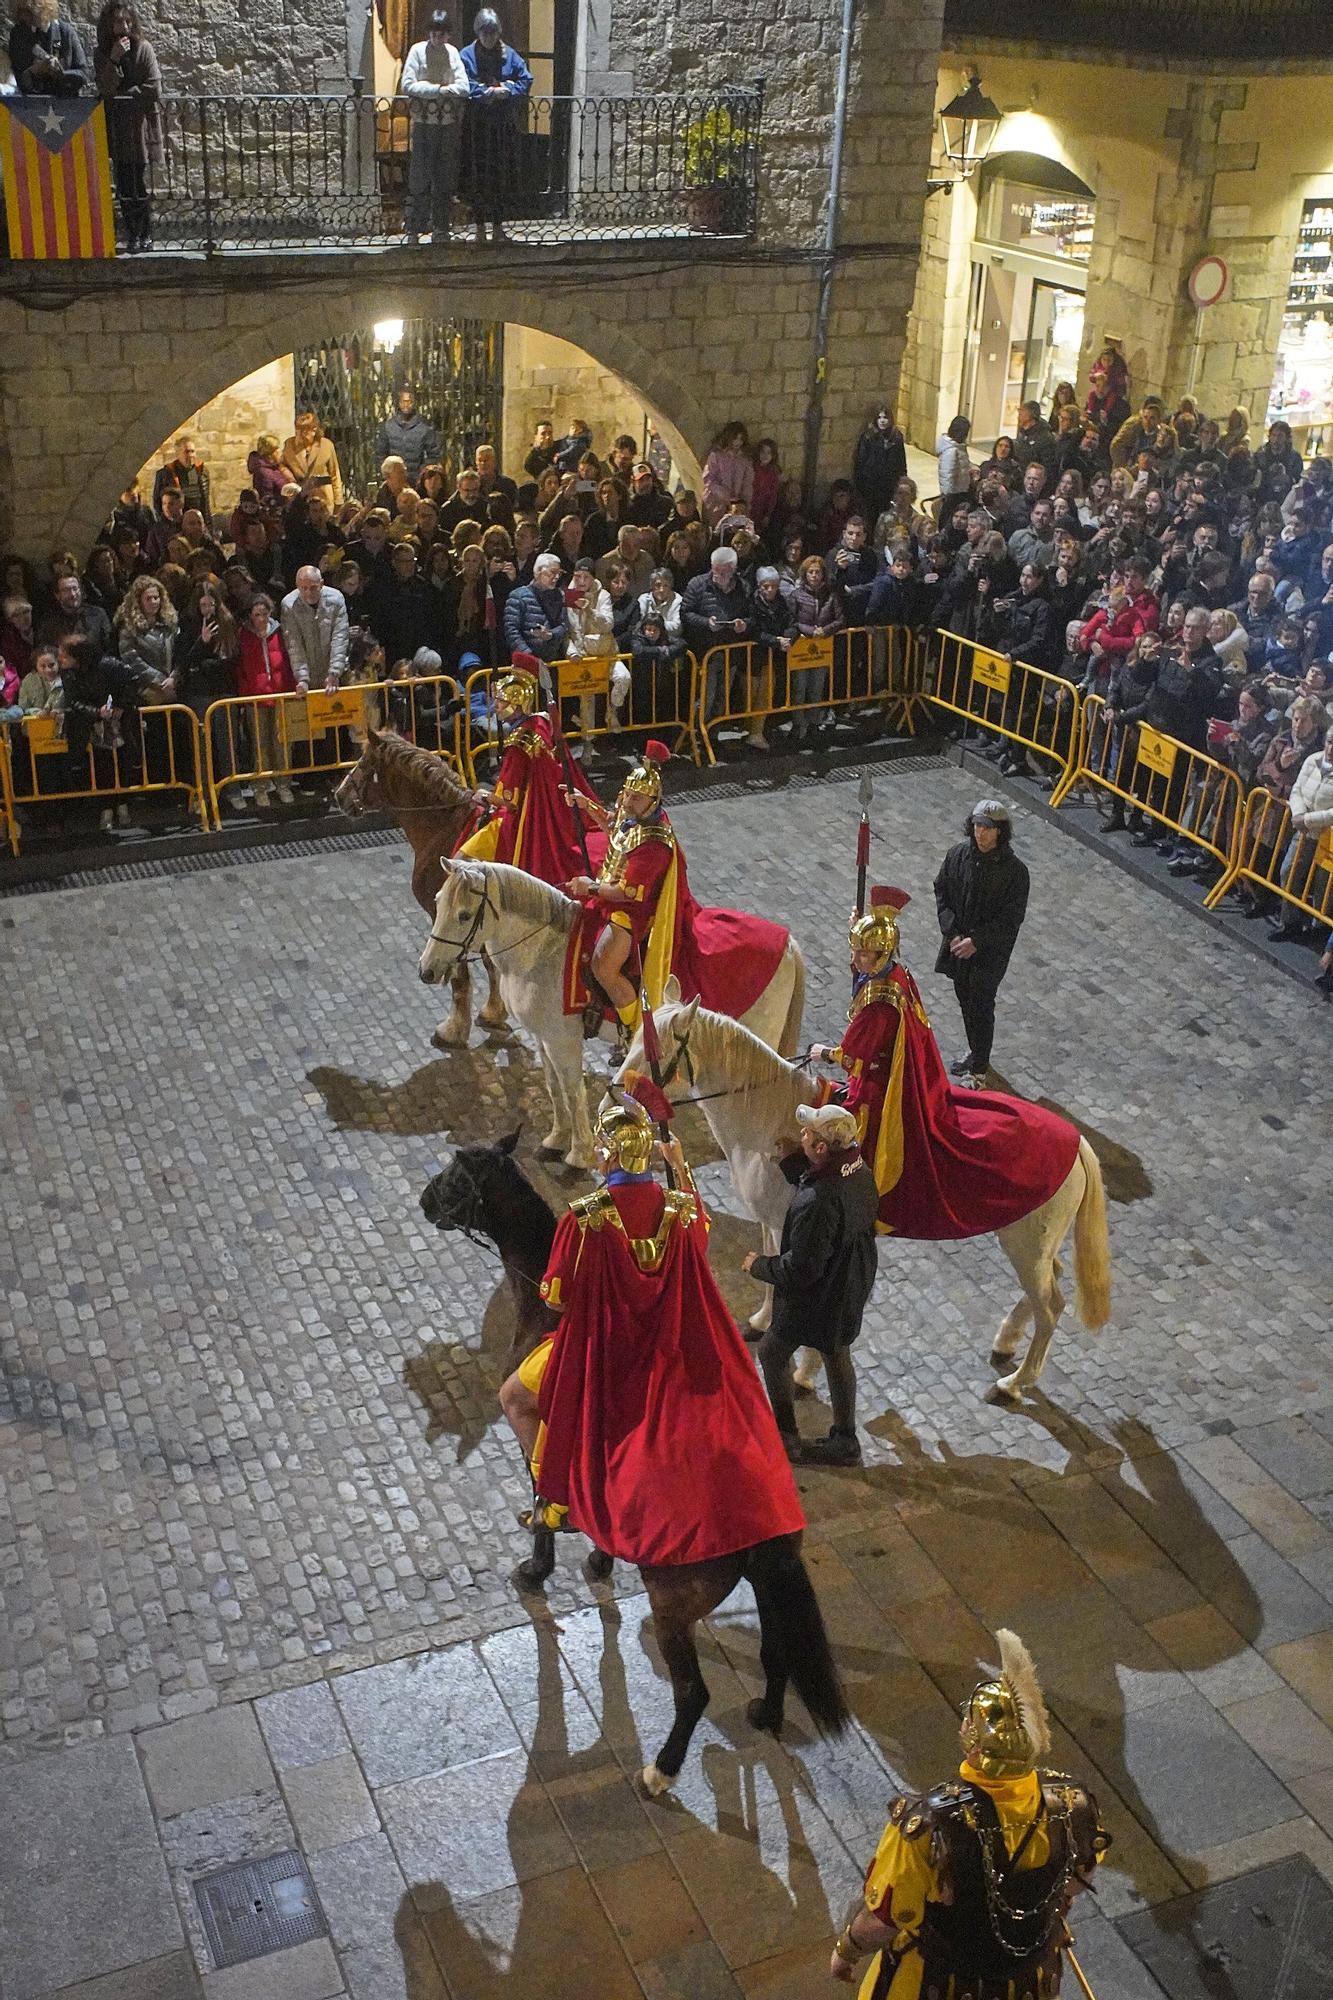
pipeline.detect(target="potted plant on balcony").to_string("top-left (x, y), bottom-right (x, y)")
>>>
top-left (683, 104), bottom-right (747, 233)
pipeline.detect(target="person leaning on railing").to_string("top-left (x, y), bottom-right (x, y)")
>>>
top-left (1130, 607), bottom-right (1223, 858)
top-left (9, 0), bottom-right (88, 94)
top-left (1269, 721), bottom-right (1333, 944)
top-left (399, 10), bottom-right (469, 247)
top-left (93, 0), bottom-right (162, 255)
top-left (459, 7), bottom-right (532, 247)
top-left (975, 560), bottom-right (1056, 781)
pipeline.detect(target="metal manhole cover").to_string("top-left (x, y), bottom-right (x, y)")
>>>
top-left (194, 1849), bottom-right (327, 1969)
top-left (1115, 1855), bottom-right (1333, 1998)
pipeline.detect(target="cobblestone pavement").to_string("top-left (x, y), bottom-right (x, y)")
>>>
top-left (2, 762), bottom-right (1333, 1996)
top-left (0, 761), bottom-right (1327, 1752)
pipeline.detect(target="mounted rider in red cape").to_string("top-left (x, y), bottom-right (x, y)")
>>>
top-left (497, 1075), bottom-right (804, 1577)
top-left (454, 652), bottom-right (600, 881)
top-left (809, 887), bottom-right (1080, 1239)
top-left (563, 737), bottom-right (788, 1037)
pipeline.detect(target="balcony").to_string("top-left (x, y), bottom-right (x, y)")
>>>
top-left (11, 86), bottom-right (764, 260)
top-left (943, 0), bottom-right (1333, 58)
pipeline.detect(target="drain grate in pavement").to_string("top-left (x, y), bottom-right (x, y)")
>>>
top-left (1115, 1855), bottom-right (1333, 1997)
top-left (195, 1849), bottom-right (327, 1969)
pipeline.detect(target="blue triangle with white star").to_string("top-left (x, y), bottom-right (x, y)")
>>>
top-left (2, 95), bottom-right (102, 154)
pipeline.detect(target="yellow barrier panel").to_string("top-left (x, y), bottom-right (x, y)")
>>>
top-left (929, 630), bottom-right (1079, 784)
top-left (1204, 786), bottom-right (1333, 924)
top-left (203, 676), bottom-right (464, 822)
top-left (1, 703), bottom-right (209, 854)
top-left (697, 624), bottom-right (922, 766)
top-left (461, 653), bottom-right (701, 785)
top-left (1049, 693), bottom-right (1243, 873)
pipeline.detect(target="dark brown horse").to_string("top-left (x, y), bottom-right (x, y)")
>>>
top-left (419, 1134), bottom-right (849, 1794)
top-left (335, 728), bottom-right (507, 1047)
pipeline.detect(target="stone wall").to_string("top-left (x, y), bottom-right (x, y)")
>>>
top-left (904, 53), bottom-right (1333, 444)
top-left (0, 256), bottom-right (827, 556)
top-left (499, 327), bottom-right (702, 492)
top-left (134, 357), bottom-right (295, 521)
top-left (43, 0), bottom-right (353, 97)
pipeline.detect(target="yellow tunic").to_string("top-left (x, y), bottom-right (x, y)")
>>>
top-left (858, 1765), bottom-right (1051, 2000)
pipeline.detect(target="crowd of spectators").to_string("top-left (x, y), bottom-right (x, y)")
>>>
top-left (2, 369), bottom-right (1331, 984)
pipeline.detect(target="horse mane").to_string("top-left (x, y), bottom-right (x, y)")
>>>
top-left (456, 1141), bottom-right (558, 1256)
top-left (666, 1001), bottom-right (812, 1106)
top-left (374, 730), bottom-right (472, 810)
top-left (464, 860), bottom-right (578, 935)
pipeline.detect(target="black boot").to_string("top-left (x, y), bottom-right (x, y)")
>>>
top-left (800, 1428), bottom-right (861, 1467)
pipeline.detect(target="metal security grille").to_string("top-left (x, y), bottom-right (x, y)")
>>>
top-left (292, 320), bottom-right (504, 501)
top-left (195, 1851), bottom-right (327, 1969)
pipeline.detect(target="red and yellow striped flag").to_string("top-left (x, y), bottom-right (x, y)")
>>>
top-left (0, 96), bottom-right (116, 259)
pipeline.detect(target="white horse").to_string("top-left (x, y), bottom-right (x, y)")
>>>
top-left (620, 992), bottom-right (1112, 1401)
top-left (418, 860), bottom-right (806, 1171)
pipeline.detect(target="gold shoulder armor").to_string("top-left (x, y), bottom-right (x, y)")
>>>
top-left (569, 1189), bottom-right (616, 1228)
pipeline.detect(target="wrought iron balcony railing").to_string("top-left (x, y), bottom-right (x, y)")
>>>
top-left (47, 84), bottom-right (764, 257)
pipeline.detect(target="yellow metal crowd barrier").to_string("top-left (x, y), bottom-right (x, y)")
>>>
top-left (1048, 693), bottom-right (1244, 874)
top-left (202, 675), bottom-right (464, 822)
top-left (1206, 786), bottom-right (1333, 925)
top-left (461, 652), bottom-right (702, 783)
top-left (0, 704), bottom-right (209, 855)
top-left (697, 624), bottom-right (923, 766)
top-left (930, 630), bottom-right (1078, 787)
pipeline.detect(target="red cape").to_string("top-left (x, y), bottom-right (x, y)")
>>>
top-left (538, 1182), bottom-right (805, 1566)
top-left (835, 965), bottom-right (1081, 1239)
top-left (563, 810), bottom-right (789, 1020)
top-left (457, 714), bottom-right (600, 883)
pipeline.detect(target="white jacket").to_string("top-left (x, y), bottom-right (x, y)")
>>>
top-left (637, 588), bottom-right (683, 641)
top-left (936, 435), bottom-right (974, 496)
top-left (1288, 749), bottom-right (1333, 832)
top-left (280, 586), bottom-right (350, 689)
top-left (400, 39), bottom-right (468, 112)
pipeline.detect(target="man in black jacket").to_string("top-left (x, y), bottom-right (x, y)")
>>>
top-left (743, 1104), bottom-right (879, 1466)
top-left (1131, 607), bottom-right (1222, 853)
top-left (934, 800), bottom-right (1030, 1085)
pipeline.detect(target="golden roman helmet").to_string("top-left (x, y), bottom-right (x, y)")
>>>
top-left (848, 885), bottom-right (911, 969)
top-left (621, 738), bottom-right (671, 806)
top-left (494, 664), bottom-right (540, 715)
top-left (961, 1629), bottom-right (1052, 1780)
top-left (593, 1090), bottom-right (655, 1174)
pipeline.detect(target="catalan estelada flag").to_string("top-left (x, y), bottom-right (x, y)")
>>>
top-left (0, 96), bottom-right (116, 259)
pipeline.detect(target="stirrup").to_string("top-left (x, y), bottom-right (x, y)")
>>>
top-left (582, 1000), bottom-right (605, 1039)
top-left (518, 1501), bottom-right (572, 1533)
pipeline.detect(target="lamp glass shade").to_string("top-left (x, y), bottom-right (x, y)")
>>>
top-left (938, 76), bottom-right (1001, 178)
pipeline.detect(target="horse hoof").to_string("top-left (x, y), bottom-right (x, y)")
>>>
top-left (479, 1008), bottom-right (510, 1032)
top-left (746, 1697), bottom-right (784, 1737)
top-left (536, 1140), bottom-right (566, 1160)
top-left (511, 1559), bottom-right (553, 1593)
top-left (640, 1763), bottom-right (676, 1798)
top-left (431, 1024), bottom-right (468, 1051)
top-left (989, 1348), bottom-right (1016, 1371)
top-left (990, 1372), bottom-right (1023, 1403)
top-left (565, 1150), bottom-right (595, 1172)
top-left (747, 1307), bottom-right (771, 1333)
top-left (584, 1550), bottom-right (614, 1584)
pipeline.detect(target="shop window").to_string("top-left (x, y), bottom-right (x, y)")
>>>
top-left (1269, 197), bottom-right (1333, 443)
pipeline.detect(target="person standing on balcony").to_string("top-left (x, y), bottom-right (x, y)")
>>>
top-left (460, 8), bottom-right (532, 247)
top-left (400, 10), bottom-right (469, 247)
top-left (93, 1), bottom-right (161, 254)
top-left (9, 0), bottom-right (89, 94)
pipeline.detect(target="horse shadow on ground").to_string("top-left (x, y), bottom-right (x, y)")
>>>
top-left (306, 1055), bottom-right (541, 1141)
top-left (394, 1607), bottom-right (849, 1996)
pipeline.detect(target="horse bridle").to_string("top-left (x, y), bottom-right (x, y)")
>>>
top-left (424, 877), bottom-right (555, 964)
top-left (654, 1026), bottom-right (817, 1106)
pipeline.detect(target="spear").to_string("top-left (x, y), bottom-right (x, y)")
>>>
top-left (855, 767), bottom-right (874, 918)
top-left (1064, 1946), bottom-right (1099, 2000)
top-left (548, 698), bottom-right (594, 878)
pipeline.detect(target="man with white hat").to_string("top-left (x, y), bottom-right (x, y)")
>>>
top-left (742, 1101), bottom-right (879, 1465)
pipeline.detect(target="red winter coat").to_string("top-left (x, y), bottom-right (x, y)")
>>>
top-left (236, 621), bottom-right (295, 702)
top-left (1077, 604), bottom-right (1143, 657)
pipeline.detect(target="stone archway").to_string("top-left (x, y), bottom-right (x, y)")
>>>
top-left (39, 273), bottom-right (716, 555)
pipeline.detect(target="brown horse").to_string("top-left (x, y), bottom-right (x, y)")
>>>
top-left (419, 1134), bottom-right (850, 1794)
top-left (335, 728), bottom-right (507, 1047)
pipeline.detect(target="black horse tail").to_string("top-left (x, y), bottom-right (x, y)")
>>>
top-left (746, 1534), bottom-right (849, 1736)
